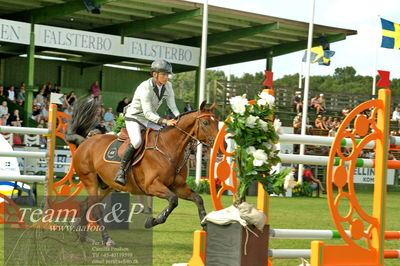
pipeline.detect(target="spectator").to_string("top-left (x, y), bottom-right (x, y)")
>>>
top-left (16, 99), bottom-right (24, 107)
top-left (90, 81), bottom-right (101, 99)
top-left (66, 91), bottom-right (77, 106)
top-left (310, 95), bottom-right (325, 114)
top-left (0, 85), bottom-right (4, 96)
top-left (40, 102), bottom-right (49, 121)
top-left (95, 120), bottom-right (107, 134)
top-left (116, 97), bottom-right (130, 115)
top-left (16, 86), bottom-right (25, 103)
top-left (326, 116), bottom-right (333, 129)
top-left (392, 107), bottom-right (400, 128)
top-left (44, 82), bottom-right (54, 99)
top-left (293, 113), bottom-right (302, 134)
top-left (0, 101), bottom-right (8, 116)
top-left (184, 102), bottom-right (194, 112)
top-left (103, 107), bottom-right (115, 127)
top-left (0, 114), bottom-right (7, 126)
top-left (35, 86), bottom-right (46, 105)
top-left (7, 109), bottom-right (23, 127)
top-left (341, 106), bottom-right (350, 117)
top-left (99, 103), bottom-right (105, 118)
top-left (6, 86), bottom-right (16, 102)
top-left (319, 94), bottom-right (326, 110)
top-left (32, 104), bottom-right (41, 121)
top-left (292, 91), bottom-right (303, 113)
top-left (302, 166), bottom-right (326, 194)
top-left (314, 115), bottom-right (328, 130)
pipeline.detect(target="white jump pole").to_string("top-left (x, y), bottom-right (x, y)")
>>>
top-left (0, 126), bottom-right (50, 135)
top-left (0, 151), bottom-right (47, 158)
top-left (269, 249), bottom-right (310, 259)
top-left (0, 175), bottom-right (46, 183)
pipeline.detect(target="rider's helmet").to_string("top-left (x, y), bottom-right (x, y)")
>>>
top-left (150, 59), bottom-right (173, 74)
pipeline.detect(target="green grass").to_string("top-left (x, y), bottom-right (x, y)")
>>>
top-left (2, 188), bottom-right (400, 265)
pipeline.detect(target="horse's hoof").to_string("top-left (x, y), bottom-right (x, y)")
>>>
top-left (201, 224), bottom-right (207, 231)
top-left (105, 238), bottom-right (116, 247)
top-left (144, 217), bottom-right (155, 229)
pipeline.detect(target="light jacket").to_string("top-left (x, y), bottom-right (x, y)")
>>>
top-left (124, 78), bottom-right (180, 126)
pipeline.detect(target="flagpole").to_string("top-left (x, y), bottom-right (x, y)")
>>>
top-left (298, 0), bottom-right (316, 183)
top-left (372, 16), bottom-right (381, 97)
top-left (195, 0), bottom-right (208, 184)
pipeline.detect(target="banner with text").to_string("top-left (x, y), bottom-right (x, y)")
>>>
top-left (353, 167), bottom-right (395, 185)
top-left (0, 18), bottom-right (200, 66)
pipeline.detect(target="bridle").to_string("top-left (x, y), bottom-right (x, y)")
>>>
top-left (146, 111), bottom-right (217, 174)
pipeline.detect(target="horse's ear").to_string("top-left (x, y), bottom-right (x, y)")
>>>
top-left (200, 101), bottom-right (207, 111)
top-left (209, 103), bottom-right (216, 113)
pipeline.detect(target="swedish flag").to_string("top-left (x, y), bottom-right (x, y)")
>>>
top-left (381, 18), bottom-right (400, 49)
top-left (302, 46), bottom-right (335, 66)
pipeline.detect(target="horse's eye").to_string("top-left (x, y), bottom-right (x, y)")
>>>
top-left (203, 120), bottom-right (210, 126)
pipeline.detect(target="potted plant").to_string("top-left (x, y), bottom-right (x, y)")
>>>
top-left (204, 91), bottom-right (289, 266)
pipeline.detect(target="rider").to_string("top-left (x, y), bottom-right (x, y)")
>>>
top-left (114, 59), bottom-right (180, 186)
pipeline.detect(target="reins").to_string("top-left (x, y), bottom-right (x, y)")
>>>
top-left (145, 112), bottom-right (216, 174)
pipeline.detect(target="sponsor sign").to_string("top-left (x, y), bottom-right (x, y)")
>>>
top-left (0, 18), bottom-right (200, 66)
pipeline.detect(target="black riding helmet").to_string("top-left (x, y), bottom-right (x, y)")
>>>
top-left (151, 59), bottom-right (173, 74)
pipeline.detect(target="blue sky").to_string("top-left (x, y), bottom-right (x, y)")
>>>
top-left (187, 0), bottom-right (400, 79)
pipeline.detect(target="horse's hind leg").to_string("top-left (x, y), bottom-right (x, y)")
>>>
top-left (144, 180), bottom-right (178, 229)
top-left (173, 183), bottom-right (206, 225)
top-left (79, 177), bottom-right (115, 246)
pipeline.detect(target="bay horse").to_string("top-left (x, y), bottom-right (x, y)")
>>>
top-left (65, 99), bottom-right (218, 246)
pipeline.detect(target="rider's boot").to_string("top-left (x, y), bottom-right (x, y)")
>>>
top-left (114, 144), bottom-right (135, 186)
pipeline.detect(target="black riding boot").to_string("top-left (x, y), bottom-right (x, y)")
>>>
top-left (114, 144), bottom-right (135, 186)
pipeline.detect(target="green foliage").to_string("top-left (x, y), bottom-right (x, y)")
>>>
top-left (112, 114), bottom-right (126, 134)
top-left (292, 181), bottom-right (314, 197)
top-left (186, 177), bottom-right (210, 194)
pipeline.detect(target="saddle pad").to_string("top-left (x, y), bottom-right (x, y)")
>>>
top-left (103, 139), bottom-right (145, 166)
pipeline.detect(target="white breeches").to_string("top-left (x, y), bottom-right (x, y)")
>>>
top-left (125, 121), bottom-right (142, 149)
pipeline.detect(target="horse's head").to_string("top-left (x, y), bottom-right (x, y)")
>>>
top-left (193, 101), bottom-right (219, 147)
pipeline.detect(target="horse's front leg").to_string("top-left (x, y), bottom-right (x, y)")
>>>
top-left (173, 183), bottom-right (206, 224)
top-left (144, 180), bottom-right (178, 229)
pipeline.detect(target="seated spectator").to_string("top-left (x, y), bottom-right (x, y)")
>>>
top-left (0, 114), bottom-right (7, 126)
top-left (31, 104), bottom-right (41, 121)
top-left (392, 107), bottom-right (400, 128)
top-left (5, 86), bottom-right (16, 103)
top-left (0, 100), bottom-right (8, 117)
top-left (314, 115), bottom-right (328, 130)
top-left (0, 85), bottom-right (4, 97)
top-left (44, 82), bottom-right (54, 99)
top-left (16, 86), bottom-right (25, 104)
top-left (16, 99), bottom-right (24, 107)
top-left (310, 95), bottom-right (325, 114)
top-left (40, 102), bottom-right (49, 121)
top-left (7, 109), bottom-right (23, 127)
top-left (319, 94), bottom-right (326, 110)
top-left (103, 107), bottom-right (115, 127)
top-left (341, 106), bottom-right (350, 117)
top-left (184, 102), bottom-right (194, 112)
top-left (95, 120), bottom-right (107, 134)
top-left (35, 86), bottom-right (46, 105)
top-left (293, 113), bottom-right (312, 135)
top-left (66, 91), bottom-right (77, 106)
top-left (292, 91), bottom-right (303, 113)
top-left (116, 97), bottom-right (130, 115)
top-left (302, 165), bottom-right (326, 194)
top-left (326, 116), bottom-right (333, 129)
top-left (90, 81), bottom-right (101, 99)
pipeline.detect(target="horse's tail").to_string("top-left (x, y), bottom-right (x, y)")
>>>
top-left (65, 97), bottom-right (100, 147)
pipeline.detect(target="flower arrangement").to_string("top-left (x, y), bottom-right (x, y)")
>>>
top-left (224, 91), bottom-right (289, 204)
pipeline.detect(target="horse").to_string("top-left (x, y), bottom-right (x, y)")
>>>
top-left (65, 99), bottom-right (219, 246)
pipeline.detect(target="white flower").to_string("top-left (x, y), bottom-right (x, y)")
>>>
top-left (245, 115), bottom-right (258, 128)
top-left (229, 96), bottom-right (248, 115)
top-left (246, 146), bottom-right (256, 155)
top-left (259, 91), bottom-right (275, 107)
top-left (259, 119), bottom-right (269, 132)
top-left (257, 98), bottom-right (267, 106)
top-left (284, 172), bottom-right (296, 190)
top-left (274, 119), bottom-right (282, 134)
top-left (252, 149), bottom-right (268, 166)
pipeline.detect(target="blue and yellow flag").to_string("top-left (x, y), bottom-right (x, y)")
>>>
top-left (302, 46), bottom-right (335, 66)
top-left (381, 18), bottom-right (400, 49)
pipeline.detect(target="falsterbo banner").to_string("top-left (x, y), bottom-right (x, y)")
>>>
top-left (0, 18), bottom-right (200, 66)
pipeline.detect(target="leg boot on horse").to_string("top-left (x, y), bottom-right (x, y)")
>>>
top-left (114, 143), bottom-right (135, 186)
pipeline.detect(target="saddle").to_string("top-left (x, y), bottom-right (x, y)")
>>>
top-left (103, 128), bottom-right (150, 165)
